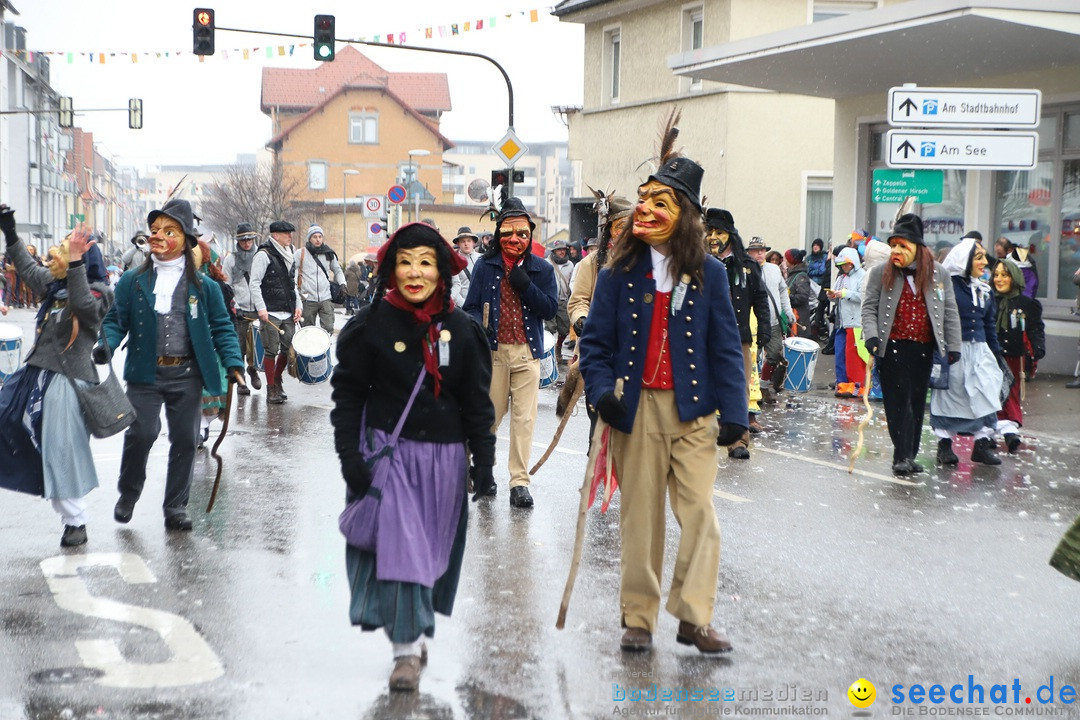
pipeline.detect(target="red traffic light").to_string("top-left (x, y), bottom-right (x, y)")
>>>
top-left (196, 9), bottom-right (213, 26)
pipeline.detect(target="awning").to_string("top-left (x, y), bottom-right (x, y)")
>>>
top-left (669, 0), bottom-right (1080, 99)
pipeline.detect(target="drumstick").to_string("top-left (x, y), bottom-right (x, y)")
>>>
top-left (263, 318), bottom-right (287, 335)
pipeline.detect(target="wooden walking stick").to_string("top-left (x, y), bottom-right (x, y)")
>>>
top-left (207, 370), bottom-right (246, 512)
top-left (557, 378), bottom-right (622, 629)
top-left (848, 356), bottom-right (875, 474)
top-left (529, 372), bottom-right (584, 475)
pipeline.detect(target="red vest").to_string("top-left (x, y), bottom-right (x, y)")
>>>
top-left (642, 291), bottom-right (675, 389)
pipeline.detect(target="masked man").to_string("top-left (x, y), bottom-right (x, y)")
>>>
top-left (250, 220), bottom-right (303, 404)
top-left (222, 222), bottom-right (263, 396)
top-left (464, 198), bottom-right (558, 508)
top-left (579, 122), bottom-right (747, 654)
top-left (102, 199), bottom-right (243, 531)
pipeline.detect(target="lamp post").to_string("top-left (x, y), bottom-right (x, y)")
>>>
top-left (342, 169), bottom-right (360, 261)
top-left (407, 149), bottom-right (430, 223)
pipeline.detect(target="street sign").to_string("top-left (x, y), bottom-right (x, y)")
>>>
top-left (387, 184), bottom-right (407, 205)
top-left (363, 195), bottom-right (384, 218)
top-left (367, 221), bottom-right (385, 240)
top-left (885, 130), bottom-right (1038, 171)
top-left (871, 169), bottom-right (944, 204)
top-left (492, 128), bottom-right (528, 167)
top-left (888, 87), bottom-right (1040, 128)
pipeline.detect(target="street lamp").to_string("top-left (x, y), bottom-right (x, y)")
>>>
top-left (407, 149), bottom-right (431, 223)
top-left (342, 169), bottom-right (360, 261)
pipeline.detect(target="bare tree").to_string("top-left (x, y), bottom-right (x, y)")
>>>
top-left (201, 157), bottom-right (301, 248)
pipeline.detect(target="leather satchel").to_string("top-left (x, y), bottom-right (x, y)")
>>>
top-left (65, 331), bottom-right (136, 439)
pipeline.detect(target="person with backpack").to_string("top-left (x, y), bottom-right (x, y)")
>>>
top-left (784, 249), bottom-right (814, 338)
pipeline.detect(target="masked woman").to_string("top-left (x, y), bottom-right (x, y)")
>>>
top-left (992, 259), bottom-right (1045, 454)
top-left (862, 214), bottom-right (961, 477)
top-left (929, 236), bottom-right (1004, 466)
top-left (0, 206), bottom-right (112, 546)
top-left (330, 222), bottom-right (496, 693)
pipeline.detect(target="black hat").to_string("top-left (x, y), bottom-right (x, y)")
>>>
top-left (647, 157), bottom-right (704, 211)
top-left (453, 226), bottom-right (478, 244)
top-left (147, 199), bottom-right (198, 247)
top-left (497, 197), bottom-right (535, 231)
top-left (960, 230), bottom-right (983, 242)
top-left (889, 213), bottom-right (925, 246)
top-left (704, 208), bottom-right (737, 234)
top-left (268, 220), bottom-right (296, 234)
top-left (131, 230), bottom-right (148, 246)
top-left (235, 222), bottom-right (258, 240)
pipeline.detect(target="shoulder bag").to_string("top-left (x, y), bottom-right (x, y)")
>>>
top-left (929, 351), bottom-right (950, 390)
top-left (63, 328), bottom-right (137, 439)
top-left (316, 255), bottom-right (346, 305)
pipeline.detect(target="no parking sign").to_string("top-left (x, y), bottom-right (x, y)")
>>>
top-left (387, 184), bottom-right (407, 205)
top-left (367, 221), bottom-right (385, 240)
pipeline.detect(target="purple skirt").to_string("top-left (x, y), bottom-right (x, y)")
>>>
top-left (340, 427), bottom-right (467, 587)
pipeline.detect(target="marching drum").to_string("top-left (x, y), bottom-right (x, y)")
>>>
top-left (782, 337), bottom-right (820, 393)
top-left (0, 323), bottom-right (23, 383)
top-left (538, 330), bottom-right (559, 389)
top-left (251, 321), bottom-right (265, 367)
top-left (293, 326), bottom-right (333, 385)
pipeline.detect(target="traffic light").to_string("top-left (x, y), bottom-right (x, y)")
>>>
top-left (128, 98), bottom-right (143, 130)
top-left (193, 8), bottom-right (215, 56)
top-left (512, 169), bottom-right (525, 184)
top-left (58, 96), bottom-right (73, 129)
top-left (314, 14), bottom-right (335, 61)
top-left (490, 169), bottom-right (510, 204)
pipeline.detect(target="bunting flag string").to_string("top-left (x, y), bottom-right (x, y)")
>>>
top-left (9, 6), bottom-right (551, 66)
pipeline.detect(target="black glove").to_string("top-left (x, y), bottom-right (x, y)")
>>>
top-left (341, 453), bottom-right (373, 499)
top-left (573, 317), bottom-right (585, 337)
top-left (596, 391), bottom-right (627, 426)
top-left (1034, 347), bottom-right (1045, 361)
top-left (758, 329), bottom-right (771, 348)
top-left (863, 337), bottom-right (880, 357)
top-left (0, 205), bottom-right (16, 243)
top-left (947, 351), bottom-right (961, 365)
top-left (716, 422), bottom-right (746, 447)
top-left (471, 464), bottom-right (495, 502)
top-left (91, 344), bottom-right (109, 365)
top-left (507, 265), bottom-right (531, 294)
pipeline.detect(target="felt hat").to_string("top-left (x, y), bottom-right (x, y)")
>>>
top-left (889, 214), bottom-right (925, 246)
top-left (646, 156), bottom-right (704, 211)
top-left (704, 208), bottom-right (737, 235)
top-left (147, 199), bottom-right (198, 247)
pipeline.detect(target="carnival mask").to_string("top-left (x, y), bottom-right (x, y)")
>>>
top-left (149, 216), bottom-right (187, 261)
top-left (970, 245), bottom-right (988, 281)
top-left (888, 237), bottom-right (917, 268)
top-left (394, 246), bottom-right (440, 304)
top-left (706, 228), bottom-right (729, 257)
top-left (633, 180), bottom-right (682, 246)
top-left (992, 263), bottom-right (1013, 294)
top-left (44, 240), bottom-right (71, 280)
top-left (498, 218), bottom-right (532, 259)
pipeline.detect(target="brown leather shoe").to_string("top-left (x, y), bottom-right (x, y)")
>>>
top-left (389, 655), bottom-right (421, 692)
top-left (676, 621), bottom-right (733, 654)
top-left (620, 626), bottom-right (653, 652)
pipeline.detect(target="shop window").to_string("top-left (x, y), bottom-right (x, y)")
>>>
top-left (1038, 115), bottom-right (1058, 152)
top-left (1064, 113), bottom-right (1080, 150)
top-left (994, 163), bottom-right (1052, 300)
top-left (1058, 160), bottom-right (1080, 300)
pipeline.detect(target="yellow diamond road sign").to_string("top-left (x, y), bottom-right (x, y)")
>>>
top-left (493, 129), bottom-right (528, 167)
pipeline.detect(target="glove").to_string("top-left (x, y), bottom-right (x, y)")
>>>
top-left (1034, 347), bottom-right (1045, 361)
top-left (716, 422), bottom-right (746, 447)
top-left (573, 317), bottom-right (585, 337)
top-left (863, 337), bottom-right (881, 357)
top-left (91, 344), bottom-right (109, 365)
top-left (471, 464), bottom-right (495, 502)
top-left (341, 452), bottom-right (373, 499)
top-left (596, 391), bottom-right (627, 426)
top-left (507, 265), bottom-right (531, 294)
top-left (947, 351), bottom-right (961, 365)
top-left (0, 205), bottom-right (16, 243)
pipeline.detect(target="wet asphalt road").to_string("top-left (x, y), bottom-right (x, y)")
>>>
top-left (2, 306), bottom-right (1080, 719)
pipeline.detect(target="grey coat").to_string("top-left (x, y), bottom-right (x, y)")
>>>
top-left (10, 238), bottom-right (113, 383)
top-left (861, 262), bottom-right (961, 358)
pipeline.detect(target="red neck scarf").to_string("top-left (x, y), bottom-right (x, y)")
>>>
top-left (382, 284), bottom-right (453, 398)
top-left (502, 250), bottom-right (524, 272)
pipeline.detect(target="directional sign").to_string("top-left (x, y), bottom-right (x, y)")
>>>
top-left (888, 87), bottom-right (1040, 128)
top-left (363, 195), bottom-right (384, 218)
top-left (492, 128), bottom-right (528, 167)
top-left (886, 130), bottom-right (1038, 171)
top-left (387, 184), bottom-right (407, 205)
top-left (872, 169), bottom-right (943, 204)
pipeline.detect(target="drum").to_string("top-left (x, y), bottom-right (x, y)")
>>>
top-left (538, 330), bottom-right (559, 389)
top-left (251, 321), bottom-right (265, 367)
top-left (0, 323), bottom-right (23, 383)
top-left (292, 326), bottom-right (333, 385)
top-left (782, 337), bottom-right (820, 393)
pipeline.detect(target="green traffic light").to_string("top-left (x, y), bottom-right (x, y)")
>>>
top-left (317, 44), bottom-right (333, 59)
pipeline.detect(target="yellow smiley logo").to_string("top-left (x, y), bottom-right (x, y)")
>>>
top-left (848, 678), bottom-right (876, 708)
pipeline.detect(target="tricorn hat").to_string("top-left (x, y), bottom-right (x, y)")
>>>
top-left (889, 213), bottom-right (925, 246)
top-left (147, 199), bottom-right (198, 247)
top-left (704, 208), bottom-right (737, 235)
top-left (268, 220), bottom-right (296, 234)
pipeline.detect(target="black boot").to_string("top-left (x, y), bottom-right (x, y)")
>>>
top-left (937, 438), bottom-right (959, 466)
top-left (1004, 433), bottom-right (1022, 454)
top-left (971, 437), bottom-right (1002, 465)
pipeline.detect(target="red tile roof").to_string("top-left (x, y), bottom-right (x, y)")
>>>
top-left (260, 46), bottom-right (451, 115)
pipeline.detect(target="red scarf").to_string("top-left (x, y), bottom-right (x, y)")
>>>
top-left (382, 284), bottom-right (453, 398)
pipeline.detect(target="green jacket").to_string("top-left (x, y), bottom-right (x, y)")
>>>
top-left (103, 265), bottom-right (242, 394)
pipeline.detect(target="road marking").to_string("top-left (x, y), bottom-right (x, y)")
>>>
top-left (40, 553), bottom-right (223, 688)
top-left (755, 447), bottom-right (921, 487)
top-left (714, 489), bottom-right (752, 503)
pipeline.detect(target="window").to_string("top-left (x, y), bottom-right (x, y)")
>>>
top-left (604, 27), bottom-right (621, 104)
top-left (349, 112), bottom-right (378, 144)
top-left (812, 1), bottom-right (879, 23)
top-left (308, 161), bottom-right (327, 191)
top-left (682, 6), bottom-right (704, 91)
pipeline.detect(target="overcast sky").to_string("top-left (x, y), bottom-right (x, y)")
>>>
top-left (14, 0), bottom-right (583, 170)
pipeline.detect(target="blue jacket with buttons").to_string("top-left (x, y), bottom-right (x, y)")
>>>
top-left (463, 249), bottom-right (559, 359)
top-left (103, 266), bottom-right (243, 394)
top-left (579, 251), bottom-right (748, 435)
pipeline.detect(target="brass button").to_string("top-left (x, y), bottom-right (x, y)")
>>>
top-left (632, 313), bottom-right (638, 320)
top-left (689, 364), bottom-right (696, 370)
top-left (686, 331), bottom-right (692, 337)
top-left (629, 298), bottom-right (635, 304)
top-left (630, 346), bottom-right (636, 352)
top-left (628, 361), bottom-right (634, 367)
top-left (644, 293), bottom-right (654, 304)
top-left (692, 395), bottom-right (699, 402)
top-left (688, 348), bottom-right (694, 354)
top-left (691, 379), bottom-right (698, 386)
top-left (686, 316), bottom-right (691, 322)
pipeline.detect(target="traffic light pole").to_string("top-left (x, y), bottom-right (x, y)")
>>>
top-left (214, 25), bottom-right (515, 128)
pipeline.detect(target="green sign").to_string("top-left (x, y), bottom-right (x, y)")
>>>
top-left (68, 213), bottom-right (86, 229)
top-left (871, 169), bottom-right (943, 204)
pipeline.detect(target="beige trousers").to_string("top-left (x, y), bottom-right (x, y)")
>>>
top-left (612, 389), bottom-right (721, 632)
top-left (489, 343), bottom-right (541, 488)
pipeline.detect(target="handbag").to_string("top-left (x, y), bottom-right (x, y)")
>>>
top-left (306, 249), bottom-right (347, 305)
top-left (929, 351), bottom-right (950, 390)
top-left (64, 330), bottom-right (137, 439)
top-left (338, 366), bottom-right (428, 550)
